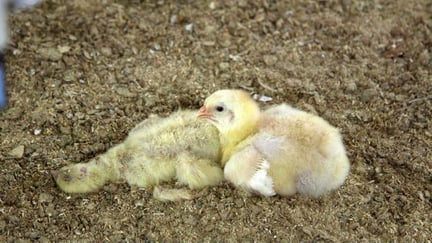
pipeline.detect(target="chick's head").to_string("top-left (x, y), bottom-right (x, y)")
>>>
top-left (198, 89), bottom-right (260, 144)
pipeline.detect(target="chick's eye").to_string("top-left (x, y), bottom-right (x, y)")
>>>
top-left (216, 106), bottom-right (224, 112)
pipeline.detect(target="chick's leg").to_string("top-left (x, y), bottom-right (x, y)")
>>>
top-left (51, 144), bottom-right (124, 193)
top-left (175, 153), bottom-right (223, 189)
top-left (152, 186), bottom-right (194, 202)
top-left (123, 156), bottom-right (176, 188)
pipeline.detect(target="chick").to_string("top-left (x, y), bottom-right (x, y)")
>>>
top-left (199, 90), bottom-right (350, 197)
top-left (52, 110), bottom-right (224, 199)
top-left (198, 89), bottom-right (261, 165)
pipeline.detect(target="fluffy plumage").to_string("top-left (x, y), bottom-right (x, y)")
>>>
top-left (199, 90), bottom-right (350, 197)
top-left (52, 110), bottom-right (223, 199)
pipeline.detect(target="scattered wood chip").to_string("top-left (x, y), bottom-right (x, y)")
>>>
top-left (8, 145), bottom-right (24, 158)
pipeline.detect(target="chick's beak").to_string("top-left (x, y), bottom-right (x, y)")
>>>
top-left (198, 106), bottom-right (212, 120)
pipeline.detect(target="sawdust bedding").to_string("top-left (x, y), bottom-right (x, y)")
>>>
top-left (0, 0), bottom-right (431, 241)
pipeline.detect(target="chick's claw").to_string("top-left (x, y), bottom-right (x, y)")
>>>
top-left (50, 170), bottom-right (60, 180)
top-left (152, 186), bottom-right (195, 202)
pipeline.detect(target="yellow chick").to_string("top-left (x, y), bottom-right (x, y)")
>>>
top-left (198, 89), bottom-right (261, 165)
top-left (52, 110), bottom-right (224, 198)
top-left (199, 90), bottom-right (350, 197)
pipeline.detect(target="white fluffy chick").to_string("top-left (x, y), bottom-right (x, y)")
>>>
top-left (200, 90), bottom-right (350, 197)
